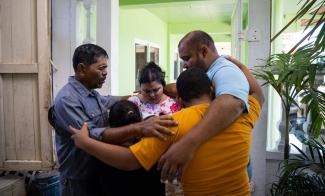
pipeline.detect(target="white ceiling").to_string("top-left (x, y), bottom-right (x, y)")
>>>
top-left (120, 0), bottom-right (303, 24)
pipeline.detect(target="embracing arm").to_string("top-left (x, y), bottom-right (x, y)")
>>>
top-left (163, 83), bottom-right (177, 98)
top-left (71, 123), bottom-right (142, 171)
top-left (80, 138), bottom-right (141, 170)
top-left (227, 56), bottom-right (265, 106)
top-left (158, 95), bottom-right (244, 181)
top-left (183, 95), bottom-right (243, 145)
top-left (158, 56), bottom-right (252, 181)
top-left (101, 115), bottom-right (177, 144)
top-left (120, 95), bottom-right (131, 100)
top-left (177, 57), bottom-right (265, 149)
top-left (100, 124), bottom-right (141, 144)
top-left (178, 56), bottom-right (265, 147)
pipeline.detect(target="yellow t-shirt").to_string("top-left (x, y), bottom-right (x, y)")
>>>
top-left (130, 96), bottom-right (261, 196)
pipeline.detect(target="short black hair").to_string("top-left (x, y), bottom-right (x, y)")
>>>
top-left (176, 68), bottom-right (213, 102)
top-left (72, 44), bottom-right (108, 71)
top-left (179, 30), bottom-right (216, 51)
top-left (109, 100), bottom-right (142, 127)
top-left (139, 62), bottom-right (166, 86)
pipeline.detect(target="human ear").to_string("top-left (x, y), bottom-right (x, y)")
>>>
top-left (201, 45), bottom-right (208, 58)
top-left (176, 96), bottom-right (185, 108)
top-left (76, 63), bottom-right (87, 76)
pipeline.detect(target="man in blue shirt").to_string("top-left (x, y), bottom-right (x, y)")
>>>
top-left (49, 44), bottom-right (176, 196)
top-left (158, 31), bottom-right (261, 186)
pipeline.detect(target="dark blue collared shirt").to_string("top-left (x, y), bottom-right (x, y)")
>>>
top-left (51, 76), bottom-right (120, 180)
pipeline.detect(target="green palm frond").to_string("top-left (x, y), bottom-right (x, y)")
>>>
top-left (271, 173), bottom-right (325, 196)
top-left (296, 0), bottom-right (325, 50)
top-left (271, 138), bottom-right (325, 196)
top-left (253, 44), bottom-right (325, 137)
top-left (301, 89), bottom-right (325, 136)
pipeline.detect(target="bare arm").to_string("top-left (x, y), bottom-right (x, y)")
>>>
top-left (177, 57), bottom-right (265, 149)
top-left (183, 56), bottom-right (265, 146)
top-left (158, 95), bottom-right (244, 181)
top-left (101, 115), bottom-right (177, 144)
top-left (100, 123), bottom-right (140, 144)
top-left (226, 56), bottom-right (265, 106)
top-left (71, 123), bottom-right (142, 171)
top-left (163, 83), bottom-right (177, 98)
top-left (120, 95), bottom-right (131, 100)
top-left (181, 95), bottom-right (243, 146)
top-left (163, 58), bottom-right (264, 105)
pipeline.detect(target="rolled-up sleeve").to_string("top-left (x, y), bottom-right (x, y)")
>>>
top-left (54, 96), bottom-right (107, 140)
top-left (101, 95), bottom-right (122, 109)
top-left (87, 127), bottom-right (106, 139)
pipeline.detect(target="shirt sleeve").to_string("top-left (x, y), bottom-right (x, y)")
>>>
top-left (53, 96), bottom-right (106, 139)
top-left (101, 95), bottom-right (122, 109)
top-left (128, 96), bottom-right (141, 106)
top-left (129, 126), bottom-right (178, 171)
top-left (247, 96), bottom-right (262, 126)
top-left (211, 65), bottom-right (250, 111)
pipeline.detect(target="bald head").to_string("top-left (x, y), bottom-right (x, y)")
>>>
top-left (178, 30), bottom-right (217, 52)
top-left (178, 30), bottom-right (219, 70)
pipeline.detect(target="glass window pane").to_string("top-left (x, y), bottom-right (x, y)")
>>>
top-left (173, 52), bottom-right (178, 80)
top-left (150, 47), bottom-right (159, 64)
top-left (135, 43), bottom-right (148, 89)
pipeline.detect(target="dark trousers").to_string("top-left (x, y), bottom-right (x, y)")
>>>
top-left (59, 175), bottom-right (101, 196)
top-left (99, 163), bottom-right (165, 196)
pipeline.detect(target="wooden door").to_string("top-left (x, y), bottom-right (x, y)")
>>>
top-left (0, 0), bottom-right (54, 170)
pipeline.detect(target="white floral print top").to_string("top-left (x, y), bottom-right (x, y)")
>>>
top-left (128, 96), bottom-right (180, 119)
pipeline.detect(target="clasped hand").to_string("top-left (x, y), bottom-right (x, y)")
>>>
top-left (137, 115), bottom-right (177, 141)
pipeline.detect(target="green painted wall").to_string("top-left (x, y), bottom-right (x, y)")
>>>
top-left (119, 8), bottom-right (168, 95)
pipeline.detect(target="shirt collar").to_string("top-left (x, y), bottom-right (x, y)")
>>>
top-left (68, 76), bottom-right (96, 97)
top-left (207, 55), bottom-right (225, 73)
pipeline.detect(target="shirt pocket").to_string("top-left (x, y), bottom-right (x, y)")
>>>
top-left (82, 99), bottom-right (103, 120)
top-left (85, 108), bottom-right (102, 120)
top-left (81, 96), bottom-right (109, 127)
